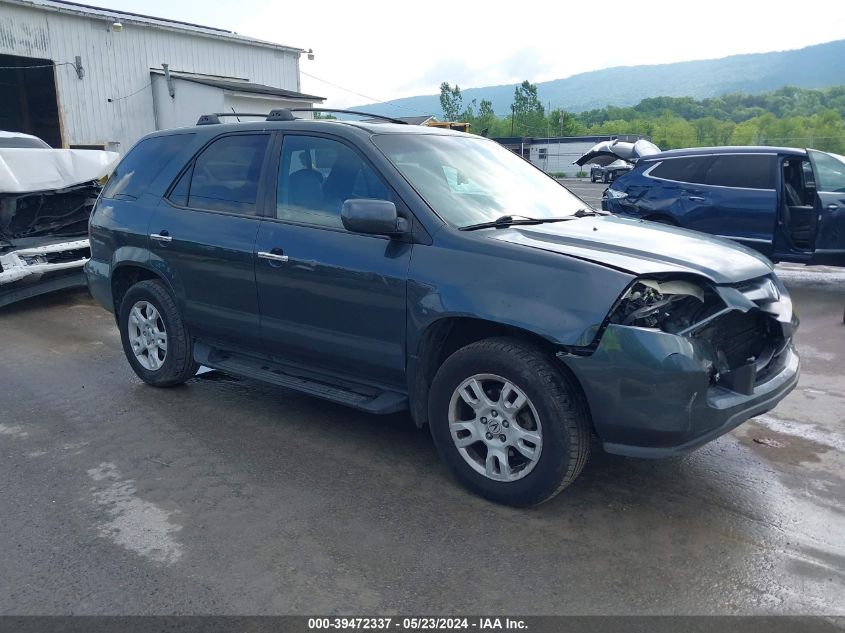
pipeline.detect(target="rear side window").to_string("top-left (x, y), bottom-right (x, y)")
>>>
top-left (102, 134), bottom-right (192, 200)
top-left (648, 156), bottom-right (710, 184)
top-left (169, 134), bottom-right (270, 214)
top-left (704, 154), bottom-right (775, 189)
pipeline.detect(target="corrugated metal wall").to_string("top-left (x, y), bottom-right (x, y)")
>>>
top-left (0, 1), bottom-right (301, 152)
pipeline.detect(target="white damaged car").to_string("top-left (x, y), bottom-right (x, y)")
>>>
top-left (0, 131), bottom-right (118, 307)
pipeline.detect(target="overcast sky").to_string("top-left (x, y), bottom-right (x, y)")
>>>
top-left (102, 0), bottom-right (845, 107)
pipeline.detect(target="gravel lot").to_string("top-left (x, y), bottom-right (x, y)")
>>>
top-left (0, 259), bottom-right (843, 615)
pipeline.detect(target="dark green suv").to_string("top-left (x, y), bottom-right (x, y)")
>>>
top-left (86, 110), bottom-right (799, 506)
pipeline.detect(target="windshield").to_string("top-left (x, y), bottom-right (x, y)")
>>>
top-left (372, 134), bottom-right (587, 227)
top-left (809, 149), bottom-right (845, 193)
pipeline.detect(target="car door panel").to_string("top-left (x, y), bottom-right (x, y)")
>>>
top-left (255, 222), bottom-right (411, 387)
top-left (807, 149), bottom-right (845, 265)
top-left (147, 132), bottom-right (271, 351)
top-left (255, 133), bottom-right (411, 389)
top-left (149, 204), bottom-right (261, 349)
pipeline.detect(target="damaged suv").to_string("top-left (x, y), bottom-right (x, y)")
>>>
top-left (0, 131), bottom-right (118, 306)
top-left (86, 111), bottom-right (799, 506)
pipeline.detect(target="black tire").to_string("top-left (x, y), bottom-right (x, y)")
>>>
top-left (428, 337), bottom-right (591, 507)
top-left (590, 175), bottom-right (597, 183)
top-left (118, 279), bottom-right (198, 387)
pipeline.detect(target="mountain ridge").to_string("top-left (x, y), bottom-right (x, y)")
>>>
top-left (351, 39), bottom-right (845, 118)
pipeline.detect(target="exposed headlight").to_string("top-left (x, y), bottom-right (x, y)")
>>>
top-left (608, 278), bottom-right (720, 333)
top-left (604, 188), bottom-right (628, 200)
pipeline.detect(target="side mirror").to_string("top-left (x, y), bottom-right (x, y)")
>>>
top-left (341, 199), bottom-right (409, 237)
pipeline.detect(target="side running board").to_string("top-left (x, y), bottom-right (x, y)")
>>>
top-left (193, 343), bottom-right (408, 415)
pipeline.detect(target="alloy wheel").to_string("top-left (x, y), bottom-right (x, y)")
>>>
top-left (127, 300), bottom-right (168, 371)
top-left (448, 373), bottom-right (543, 482)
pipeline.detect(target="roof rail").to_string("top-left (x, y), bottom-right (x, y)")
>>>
top-left (287, 108), bottom-right (408, 124)
top-left (196, 112), bottom-right (289, 125)
top-left (195, 108), bottom-right (406, 126)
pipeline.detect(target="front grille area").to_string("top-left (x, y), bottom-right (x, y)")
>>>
top-left (20, 247), bottom-right (90, 266)
top-left (691, 276), bottom-right (789, 392)
top-left (694, 309), bottom-right (771, 371)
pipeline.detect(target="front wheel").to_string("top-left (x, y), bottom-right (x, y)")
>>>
top-left (118, 279), bottom-right (198, 387)
top-left (428, 338), bottom-right (591, 506)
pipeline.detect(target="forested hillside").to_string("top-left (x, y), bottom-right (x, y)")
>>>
top-left (454, 85), bottom-right (845, 152)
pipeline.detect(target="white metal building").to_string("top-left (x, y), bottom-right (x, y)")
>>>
top-left (0, 0), bottom-right (323, 152)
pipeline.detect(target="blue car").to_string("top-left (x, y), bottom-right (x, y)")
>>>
top-left (602, 146), bottom-right (845, 266)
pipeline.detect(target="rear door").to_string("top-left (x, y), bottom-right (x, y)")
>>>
top-left (696, 153), bottom-right (778, 254)
top-left (807, 149), bottom-right (845, 266)
top-left (148, 132), bottom-right (272, 351)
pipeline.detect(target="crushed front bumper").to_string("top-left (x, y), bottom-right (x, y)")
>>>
top-left (0, 238), bottom-right (90, 307)
top-left (560, 324), bottom-right (800, 458)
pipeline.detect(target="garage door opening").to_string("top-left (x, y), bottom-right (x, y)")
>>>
top-left (0, 53), bottom-right (62, 147)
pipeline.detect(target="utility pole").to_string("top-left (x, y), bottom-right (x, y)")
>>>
top-left (511, 105), bottom-right (515, 136)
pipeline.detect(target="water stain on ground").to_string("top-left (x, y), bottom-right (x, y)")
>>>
top-left (739, 421), bottom-right (831, 464)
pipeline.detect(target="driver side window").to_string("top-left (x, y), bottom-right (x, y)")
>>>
top-left (276, 135), bottom-right (391, 228)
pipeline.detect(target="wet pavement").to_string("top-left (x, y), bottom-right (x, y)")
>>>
top-left (0, 266), bottom-right (843, 615)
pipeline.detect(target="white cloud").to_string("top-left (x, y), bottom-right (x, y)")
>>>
top-left (235, 0), bottom-right (845, 107)
top-left (99, 0), bottom-right (845, 108)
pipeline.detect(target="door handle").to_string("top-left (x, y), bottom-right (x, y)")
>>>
top-left (827, 204), bottom-right (839, 211)
top-left (150, 231), bottom-right (172, 243)
top-left (687, 196), bottom-right (706, 202)
top-left (257, 251), bottom-right (289, 263)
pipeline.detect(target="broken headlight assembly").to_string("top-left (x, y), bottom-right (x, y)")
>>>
top-left (608, 278), bottom-right (723, 334)
top-left (604, 188), bottom-right (628, 200)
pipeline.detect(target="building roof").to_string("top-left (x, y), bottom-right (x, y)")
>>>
top-left (157, 72), bottom-right (324, 102)
top-left (10, 0), bottom-right (304, 53)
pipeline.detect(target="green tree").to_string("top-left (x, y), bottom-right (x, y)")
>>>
top-left (439, 82), bottom-right (463, 122)
top-left (511, 80), bottom-right (545, 136)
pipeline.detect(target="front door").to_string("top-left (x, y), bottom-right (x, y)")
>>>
top-left (807, 149), bottom-right (845, 266)
top-left (254, 133), bottom-right (412, 389)
top-left (148, 132), bottom-right (272, 351)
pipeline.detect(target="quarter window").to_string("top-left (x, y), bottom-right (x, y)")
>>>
top-left (169, 134), bottom-right (269, 214)
top-left (703, 155), bottom-right (775, 189)
top-left (103, 134), bottom-right (192, 200)
top-left (276, 136), bottom-right (391, 228)
top-left (648, 156), bottom-right (710, 184)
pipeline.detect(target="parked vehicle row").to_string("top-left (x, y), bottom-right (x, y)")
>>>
top-left (601, 146), bottom-right (845, 267)
top-left (86, 111), bottom-right (799, 506)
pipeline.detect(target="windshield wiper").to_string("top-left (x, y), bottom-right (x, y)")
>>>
top-left (459, 215), bottom-right (574, 231)
top-left (573, 208), bottom-right (609, 217)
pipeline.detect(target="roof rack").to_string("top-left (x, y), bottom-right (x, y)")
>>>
top-left (196, 108), bottom-right (407, 126)
top-left (288, 108), bottom-right (408, 124)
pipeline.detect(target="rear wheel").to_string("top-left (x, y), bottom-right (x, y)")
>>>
top-left (118, 279), bottom-right (198, 387)
top-left (428, 338), bottom-right (591, 506)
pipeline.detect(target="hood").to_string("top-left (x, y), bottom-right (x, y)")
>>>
top-left (575, 139), bottom-right (660, 167)
top-left (486, 215), bottom-right (772, 284)
top-left (0, 147), bottom-right (119, 194)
